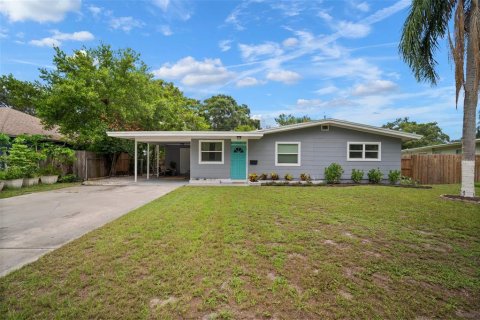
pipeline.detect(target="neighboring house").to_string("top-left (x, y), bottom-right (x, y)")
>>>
top-left (402, 139), bottom-right (480, 155)
top-left (107, 119), bottom-right (421, 182)
top-left (0, 106), bottom-right (63, 141)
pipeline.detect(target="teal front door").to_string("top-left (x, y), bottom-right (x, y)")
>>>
top-left (230, 141), bottom-right (247, 180)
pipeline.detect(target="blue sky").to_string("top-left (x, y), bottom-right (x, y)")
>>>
top-left (0, 0), bottom-right (464, 138)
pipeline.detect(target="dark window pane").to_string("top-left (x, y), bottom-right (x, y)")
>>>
top-left (349, 144), bottom-right (363, 151)
top-left (365, 151), bottom-right (379, 159)
top-left (278, 144), bottom-right (298, 153)
top-left (201, 142), bottom-right (222, 151)
top-left (201, 152), bottom-right (222, 162)
top-left (365, 144), bottom-right (379, 151)
top-left (278, 154), bottom-right (298, 164)
top-left (349, 151), bottom-right (363, 159)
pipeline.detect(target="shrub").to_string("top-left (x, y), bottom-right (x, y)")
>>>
top-left (324, 163), bottom-right (344, 184)
top-left (5, 166), bottom-right (24, 180)
top-left (270, 172), bottom-right (279, 180)
top-left (38, 165), bottom-right (62, 176)
top-left (400, 175), bottom-right (418, 186)
top-left (248, 173), bottom-right (259, 182)
top-left (351, 169), bottom-right (364, 183)
top-left (388, 170), bottom-right (401, 185)
top-left (259, 173), bottom-right (268, 180)
top-left (367, 168), bottom-right (383, 184)
top-left (58, 174), bottom-right (80, 183)
top-left (300, 173), bottom-right (311, 181)
top-left (284, 173), bottom-right (293, 181)
top-left (0, 170), bottom-right (6, 180)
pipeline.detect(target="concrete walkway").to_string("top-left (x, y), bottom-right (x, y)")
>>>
top-left (0, 181), bottom-right (185, 276)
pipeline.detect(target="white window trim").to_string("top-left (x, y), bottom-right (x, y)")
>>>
top-left (275, 141), bottom-right (301, 166)
top-left (199, 140), bottom-right (224, 164)
top-left (347, 142), bottom-right (381, 161)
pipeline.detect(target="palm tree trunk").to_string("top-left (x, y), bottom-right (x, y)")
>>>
top-left (461, 32), bottom-right (479, 197)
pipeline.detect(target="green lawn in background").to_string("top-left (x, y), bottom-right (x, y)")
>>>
top-left (0, 182), bottom-right (81, 199)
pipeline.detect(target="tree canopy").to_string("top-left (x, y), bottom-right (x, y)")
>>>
top-left (200, 94), bottom-right (260, 131)
top-left (0, 74), bottom-right (42, 115)
top-left (274, 113), bottom-right (311, 126)
top-left (382, 117), bottom-right (450, 149)
top-left (37, 44), bottom-right (208, 152)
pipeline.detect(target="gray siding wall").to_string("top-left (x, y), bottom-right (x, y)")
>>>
top-left (190, 139), bottom-right (231, 179)
top-left (248, 126), bottom-right (401, 181)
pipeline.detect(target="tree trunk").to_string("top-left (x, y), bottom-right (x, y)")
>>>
top-left (461, 27), bottom-right (479, 197)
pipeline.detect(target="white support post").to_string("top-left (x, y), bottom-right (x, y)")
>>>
top-left (156, 145), bottom-right (159, 177)
top-left (134, 139), bottom-right (138, 183)
top-left (147, 143), bottom-right (150, 180)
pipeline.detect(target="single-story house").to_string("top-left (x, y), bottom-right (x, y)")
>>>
top-left (402, 139), bottom-right (480, 155)
top-left (0, 106), bottom-right (63, 141)
top-left (107, 119), bottom-right (422, 183)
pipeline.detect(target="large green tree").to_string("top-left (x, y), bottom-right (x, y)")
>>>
top-left (37, 44), bottom-right (208, 153)
top-left (200, 95), bottom-right (260, 131)
top-left (383, 117), bottom-right (450, 149)
top-left (0, 74), bottom-right (42, 115)
top-left (400, 0), bottom-right (479, 197)
top-left (274, 113), bottom-right (311, 126)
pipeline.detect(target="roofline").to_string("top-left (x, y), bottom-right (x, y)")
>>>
top-left (107, 131), bottom-right (264, 141)
top-left (401, 138), bottom-right (480, 153)
top-left (257, 119), bottom-right (422, 141)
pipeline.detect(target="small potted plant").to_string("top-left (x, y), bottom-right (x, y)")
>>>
top-left (0, 170), bottom-right (5, 191)
top-left (39, 165), bottom-right (61, 184)
top-left (284, 173), bottom-right (293, 181)
top-left (270, 172), bottom-right (279, 180)
top-left (4, 166), bottom-right (25, 189)
top-left (300, 173), bottom-right (311, 182)
top-left (23, 166), bottom-right (40, 187)
top-left (248, 173), bottom-right (259, 182)
top-left (259, 173), bottom-right (268, 180)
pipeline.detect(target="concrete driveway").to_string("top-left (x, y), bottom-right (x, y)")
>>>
top-left (0, 181), bottom-right (185, 276)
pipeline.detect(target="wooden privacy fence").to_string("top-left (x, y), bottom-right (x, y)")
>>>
top-left (401, 154), bottom-right (480, 184)
top-left (72, 151), bottom-right (132, 180)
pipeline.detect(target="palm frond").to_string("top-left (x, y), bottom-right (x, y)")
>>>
top-left (448, 0), bottom-right (465, 107)
top-left (468, 0), bottom-right (480, 96)
top-left (399, 0), bottom-right (455, 84)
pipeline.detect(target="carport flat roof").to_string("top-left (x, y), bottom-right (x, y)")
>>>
top-left (107, 131), bottom-right (264, 142)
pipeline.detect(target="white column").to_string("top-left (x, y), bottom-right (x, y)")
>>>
top-left (134, 139), bottom-right (137, 183)
top-left (147, 143), bottom-right (150, 180)
top-left (156, 145), bottom-right (160, 177)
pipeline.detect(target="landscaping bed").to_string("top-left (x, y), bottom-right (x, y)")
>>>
top-left (1, 184), bottom-right (479, 319)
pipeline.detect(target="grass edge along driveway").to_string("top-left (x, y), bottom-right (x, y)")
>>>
top-left (1, 185), bottom-right (479, 319)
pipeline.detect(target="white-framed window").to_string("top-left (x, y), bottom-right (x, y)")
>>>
top-left (347, 142), bottom-right (381, 161)
top-left (275, 142), bottom-right (301, 166)
top-left (199, 140), bottom-right (224, 164)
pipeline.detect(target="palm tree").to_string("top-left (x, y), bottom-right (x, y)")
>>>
top-left (400, 0), bottom-right (479, 197)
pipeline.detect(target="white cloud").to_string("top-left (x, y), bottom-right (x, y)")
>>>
top-left (336, 21), bottom-right (371, 38)
top-left (219, 39), bottom-right (232, 52)
top-left (88, 5), bottom-right (102, 16)
top-left (317, 10), bottom-right (333, 22)
top-left (315, 58), bottom-right (381, 80)
top-left (152, 0), bottom-right (192, 21)
top-left (352, 79), bottom-right (398, 96)
top-left (236, 77), bottom-right (263, 87)
top-left (0, 27), bottom-right (7, 39)
top-left (282, 37), bottom-right (299, 47)
top-left (296, 99), bottom-right (323, 108)
top-left (158, 25), bottom-right (173, 36)
top-left (153, 56), bottom-right (234, 87)
top-left (109, 16), bottom-right (144, 32)
top-left (239, 42), bottom-right (283, 61)
top-left (315, 86), bottom-right (339, 95)
top-left (29, 30), bottom-right (94, 47)
top-left (0, 0), bottom-right (80, 23)
top-left (355, 2), bottom-right (370, 12)
top-left (266, 70), bottom-right (301, 84)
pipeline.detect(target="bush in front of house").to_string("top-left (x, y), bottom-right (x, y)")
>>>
top-left (270, 172), bottom-right (279, 180)
top-left (248, 173), bottom-right (259, 182)
top-left (388, 170), bottom-right (401, 185)
top-left (5, 166), bottom-right (25, 180)
top-left (284, 173), bottom-right (293, 181)
top-left (259, 173), bottom-right (268, 180)
top-left (367, 168), bottom-right (383, 184)
top-left (400, 175), bottom-right (418, 186)
top-left (300, 173), bottom-right (311, 181)
top-left (38, 165), bottom-right (62, 177)
top-left (324, 163), bottom-right (344, 184)
top-left (351, 169), bottom-right (364, 184)
top-left (58, 174), bottom-right (80, 183)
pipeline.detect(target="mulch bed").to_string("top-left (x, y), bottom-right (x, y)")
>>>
top-left (441, 194), bottom-right (480, 204)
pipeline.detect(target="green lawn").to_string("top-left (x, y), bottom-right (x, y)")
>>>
top-left (0, 182), bottom-right (81, 199)
top-left (1, 185), bottom-right (479, 319)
